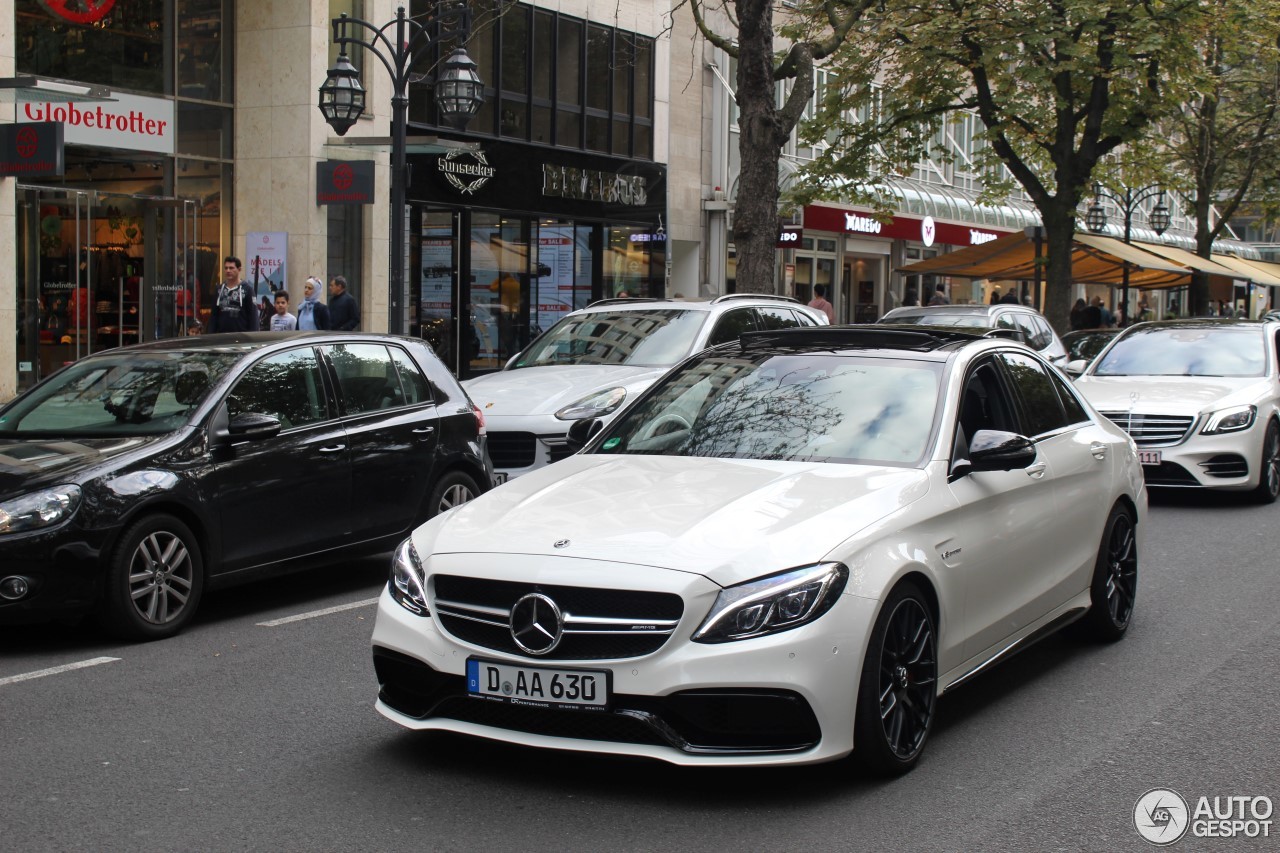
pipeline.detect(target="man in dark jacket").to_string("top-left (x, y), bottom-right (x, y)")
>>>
top-left (328, 275), bottom-right (361, 331)
top-left (209, 256), bottom-right (258, 333)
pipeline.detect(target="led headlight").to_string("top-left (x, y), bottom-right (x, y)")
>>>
top-left (0, 485), bottom-right (82, 536)
top-left (389, 538), bottom-right (430, 616)
top-left (1201, 404), bottom-right (1256, 434)
top-left (693, 562), bottom-right (848, 643)
top-left (555, 387), bottom-right (627, 421)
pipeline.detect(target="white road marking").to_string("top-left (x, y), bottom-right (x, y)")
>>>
top-left (0, 656), bottom-right (122, 687)
top-left (256, 597), bottom-right (380, 627)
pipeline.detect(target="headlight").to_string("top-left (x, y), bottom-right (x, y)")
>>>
top-left (389, 538), bottom-right (430, 616)
top-left (1201, 404), bottom-right (1256, 434)
top-left (693, 563), bottom-right (848, 643)
top-left (0, 486), bottom-right (82, 535)
top-left (555, 387), bottom-right (627, 421)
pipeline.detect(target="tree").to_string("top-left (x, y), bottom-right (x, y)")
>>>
top-left (684, 0), bottom-right (871, 295)
top-left (800, 0), bottom-right (1203, 330)
top-left (1157, 0), bottom-right (1280, 315)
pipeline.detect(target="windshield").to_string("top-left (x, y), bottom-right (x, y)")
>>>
top-left (596, 353), bottom-right (943, 467)
top-left (0, 351), bottom-right (241, 436)
top-left (885, 311), bottom-right (990, 329)
top-left (512, 309), bottom-right (706, 368)
top-left (1065, 331), bottom-right (1117, 362)
top-left (1093, 326), bottom-right (1266, 377)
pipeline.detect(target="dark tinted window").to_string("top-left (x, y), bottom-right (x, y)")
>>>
top-left (998, 351), bottom-right (1068, 435)
top-left (325, 344), bottom-right (401, 414)
top-left (1049, 369), bottom-right (1090, 425)
top-left (758, 307), bottom-right (803, 330)
top-left (229, 349), bottom-right (329, 429)
top-left (957, 359), bottom-right (1019, 444)
top-left (390, 347), bottom-right (434, 406)
top-left (706, 308), bottom-right (760, 346)
top-left (1031, 315), bottom-right (1056, 350)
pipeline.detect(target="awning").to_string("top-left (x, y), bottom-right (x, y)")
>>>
top-left (1216, 255), bottom-right (1280, 287)
top-left (1124, 242), bottom-right (1243, 278)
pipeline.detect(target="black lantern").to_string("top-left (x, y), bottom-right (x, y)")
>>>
top-left (1085, 196), bottom-right (1109, 234)
top-left (435, 48), bottom-right (485, 128)
top-left (1149, 195), bottom-right (1171, 235)
top-left (318, 52), bottom-right (366, 137)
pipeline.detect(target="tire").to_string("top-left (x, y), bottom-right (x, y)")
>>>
top-left (427, 470), bottom-right (481, 519)
top-left (1076, 504), bottom-right (1137, 642)
top-left (97, 514), bottom-right (204, 641)
top-left (853, 581), bottom-right (938, 776)
top-left (1252, 420), bottom-right (1280, 504)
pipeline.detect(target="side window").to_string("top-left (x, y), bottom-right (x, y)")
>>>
top-left (227, 348), bottom-right (329, 429)
top-left (1048, 369), bottom-right (1090, 425)
top-left (998, 351), bottom-right (1069, 436)
top-left (389, 347), bottom-right (434, 406)
top-left (706, 308), bottom-right (760, 346)
top-left (995, 312), bottom-right (1019, 336)
top-left (324, 343), bottom-right (403, 414)
top-left (1031, 315), bottom-right (1055, 350)
top-left (796, 309), bottom-right (819, 327)
top-left (957, 358), bottom-right (1019, 448)
top-left (1013, 313), bottom-right (1043, 349)
top-left (757, 306), bottom-right (803, 330)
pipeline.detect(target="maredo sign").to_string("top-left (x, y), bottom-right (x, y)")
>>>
top-left (21, 91), bottom-right (175, 155)
top-left (803, 205), bottom-right (1003, 247)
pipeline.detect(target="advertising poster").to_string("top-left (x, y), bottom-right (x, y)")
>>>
top-left (246, 231), bottom-right (287, 297)
top-left (420, 223), bottom-right (454, 356)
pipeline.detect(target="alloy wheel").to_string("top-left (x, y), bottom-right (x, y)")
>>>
top-left (1104, 513), bottom-right (1138, 628)
top-left (438, 482), bottom-right (475, 513)
top-left (128, 530), bottom-right (196, 625)
top-left (1263, 423), bottom-right (1280, 500)
top-left (878, 597), bottom-right (937, 760)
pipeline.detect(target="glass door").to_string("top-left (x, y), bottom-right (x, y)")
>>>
top-left (417, 209), bottom-right (460, 374)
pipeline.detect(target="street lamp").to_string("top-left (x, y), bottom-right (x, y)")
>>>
top-left (318, 4), bottom-right (484, 335)
top-left (1085, 182), bottom-right (1171, 324)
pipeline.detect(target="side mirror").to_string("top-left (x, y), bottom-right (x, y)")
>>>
top-left (1064, 359), bottom-right (1088, 377)
top-left (227, 412), bottom-right (282, 441)
top-left (565, 417), bottom-right (604, 452)
top-left (968, 429), bottom-right (1037, 472)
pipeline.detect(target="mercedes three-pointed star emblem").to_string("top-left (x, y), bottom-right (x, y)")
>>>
top-left (509, 593), bottom-right (564, 655)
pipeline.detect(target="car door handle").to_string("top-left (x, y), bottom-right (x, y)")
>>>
top-left (412, 427), bottom-right (436, 436)
top-left (1090, 442), bottom-right (1107, 460)
top-left (318, 444), bottom-right (347, 454)
top-left (1026, 462), bottom-right (1047, 479)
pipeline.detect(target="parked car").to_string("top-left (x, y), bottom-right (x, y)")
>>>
top-left (372, 326), bottom-right (1144, 772)
top-left (1073, 318), bottom-right (1280, 502)
top-left (0, 332), bottom-right (493, 639)
top-left (1061, 328), bottom-right (1122, 376)
top-left (880, 303), bottom-right (1068, 365)
top-left (462, 295), bottom-right (828, 482)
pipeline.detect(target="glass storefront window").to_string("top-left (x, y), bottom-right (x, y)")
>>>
top-left (17, 0), bottom-right (169, 94)
top-left (470, 214), bottom-right (530, 371)
top-left (178, 0), bottom-right (228, 103)
top-left (604, 226), bottom-right (651, 299)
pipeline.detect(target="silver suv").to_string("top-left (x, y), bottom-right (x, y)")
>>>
top-left (463, 295), bottom-right (829, 482)
top-left (880, 304), bottom-right (1068, 365)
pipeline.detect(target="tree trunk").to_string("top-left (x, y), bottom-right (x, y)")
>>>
top-left (1040, 206), bottom-right (1076, 335)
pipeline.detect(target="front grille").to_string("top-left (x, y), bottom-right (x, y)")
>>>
top-left (1099, 412), bottom-right (1196, 447)
top-left (373, 648), bottom-right (821, 754)
top-left (487, 431), bottom-right (537, 468)
top-left (545, 436), bottom-right (575, 464)
top-left (1201, 454), bottom-right (1249, 478)
top-left (1143, 461), bottom-right (1201, 486)
top-left (432, 575), bottom-right (684, 661)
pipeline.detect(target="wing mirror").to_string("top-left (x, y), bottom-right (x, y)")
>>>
top-left (565, 417), bottom-right (604, 452)
top-left (968, 429), bottom-right (1037, 471)
top-left (1064, 359), bottom-right (1088, 377)
top-left (227, 412), bottom-right (282, 441)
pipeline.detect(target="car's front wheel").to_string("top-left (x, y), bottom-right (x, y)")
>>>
top-left (1076, 504), bottom-right (1137, 642)
top-left (427, 470), bottom-right (481, 519)
top-left (853, 581), bottom-right (937, 776)
top-left (98, 513), bottom-right (204, 641)
top-left (1252, 420), bottom-right (1280, 504)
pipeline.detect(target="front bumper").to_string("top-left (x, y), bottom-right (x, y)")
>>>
top-left (1136, 425), bottom-right (1267, 490)
top-left (0, 523), bottom-right (107, 623)
top-left (370, 570), bottom-right (877, 767)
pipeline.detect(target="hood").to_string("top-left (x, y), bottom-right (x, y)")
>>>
top-left (1076, 375), bottom-right (1265, 413)
top-left (420, 455), bottom-right (930, 587)
top-left (463, 365), bottom-right (670, 417)
top-left (0, 435), bottom-right (169, 500)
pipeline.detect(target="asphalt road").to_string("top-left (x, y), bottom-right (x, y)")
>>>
top-left (2, 491), bottom-right (1277, 853)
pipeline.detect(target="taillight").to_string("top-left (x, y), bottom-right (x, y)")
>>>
top-left (473, 404), bottom-right (486, 435)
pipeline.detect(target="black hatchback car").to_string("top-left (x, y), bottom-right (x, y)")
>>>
top-left (0, 332), bottom-right (493, 640)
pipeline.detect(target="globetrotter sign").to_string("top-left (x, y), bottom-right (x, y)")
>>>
top-left (317, 160), bottom-right (374, 205)
top-left (0, 122), bottom-right (65, 178)
top-left (22, 91), bottom-right (175, 154)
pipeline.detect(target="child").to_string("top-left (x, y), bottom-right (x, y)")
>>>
top-left (270, 290), bottom-right (298, 331)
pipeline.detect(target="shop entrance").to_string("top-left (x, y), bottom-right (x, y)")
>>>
top-left (15, 186), bottom-right (201, 391)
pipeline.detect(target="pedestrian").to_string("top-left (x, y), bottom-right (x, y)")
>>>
top-left (904, 285), bottom-right (920, 307)
top-left (927, 283), bottom-right (950, 306)
top-left (257, 293), bottom-right (274, 331)
top-left (208, 256), bottom-right (258, 333)
top-left (1000, 288), bottom-right (1020, 304)
top-left (808, 283), bottom-right (835, 323)
top-left (989, 287), bottom-right (1002, 305)
top-left (1090, 295), bottom-right (1116, 327)
top-left (296, 276), bottom-right (331, 330)
top-left (270, 290), bottom-right (297, 331)
top-left (327, 275), bottom-right (361, 331)
top-left (1069, 298), bottom-right (1088, 330)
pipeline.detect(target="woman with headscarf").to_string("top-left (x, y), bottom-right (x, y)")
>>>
top-left (296, 276), bottom-right (331, 331)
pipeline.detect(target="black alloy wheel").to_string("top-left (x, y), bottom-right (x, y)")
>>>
top-left (1077, 505), bottom-right (1137, 642)
top-left (854, 581), bottom-right (937, 776)
top-left (98, 513), bottom-right (204, 641)
top-left (1253, 420), bottom-right (1280, 504)
top-left (428, 470), bottom-right (481, 519)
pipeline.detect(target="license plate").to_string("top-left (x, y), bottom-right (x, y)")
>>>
top-left (467, 658), bottom-right (610, 710)
top-left (1138, 450), bottom-right (1162, 466)
top-left (493, 471), bottom-right (509, 484)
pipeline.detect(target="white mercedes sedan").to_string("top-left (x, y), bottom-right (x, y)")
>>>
top-left (372, 326), bottom-right (1145, 773)
top-left (1073, 319), bottom-right (1280, 503)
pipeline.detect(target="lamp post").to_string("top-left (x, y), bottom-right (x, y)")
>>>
top-left (318, 5), bottom-right (484, 335)
top-left (1085, 183), bottom-right (1171, 324)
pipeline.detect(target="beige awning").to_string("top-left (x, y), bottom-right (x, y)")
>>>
top-left (1071, 234), bottom-right (1196, 276)
top-left (1121, 242), bottom-right (1243, 279)
top-left (1216, 255), bottom-right (1280, 287)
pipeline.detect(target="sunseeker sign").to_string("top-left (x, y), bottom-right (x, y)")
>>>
top-left (22, 91), bottom-right (174, 155)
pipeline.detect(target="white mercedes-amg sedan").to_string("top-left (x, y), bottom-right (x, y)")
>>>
top-left (371, 326), bottom-right (1146, 774)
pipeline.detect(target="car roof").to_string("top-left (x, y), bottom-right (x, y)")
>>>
top-left (729, 324), bottom-right (1020, 361)
top-left (886, 304), bottom-right (1030, 314)
top-left (581, 294), bottom-right (813, 314)
top-left (1124, 318), bottom-right (1273, 331)
top-left (86, 331), bottom-right (422, 356)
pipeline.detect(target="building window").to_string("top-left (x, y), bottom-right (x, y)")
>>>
top-left (328, 205), bottom-right (364, 304)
